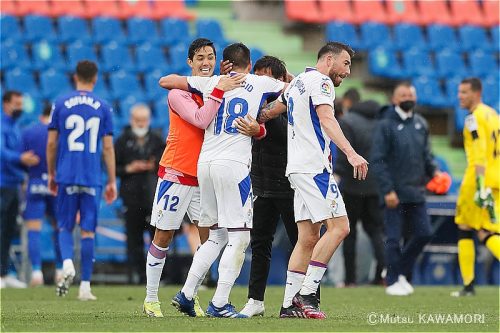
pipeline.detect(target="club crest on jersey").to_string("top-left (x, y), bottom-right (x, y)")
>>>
top-left (321, 82), bottom-right (332, 97)
top-left (330, 199), bottom-right (338, 214)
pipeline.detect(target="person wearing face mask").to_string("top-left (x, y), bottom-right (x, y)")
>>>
top-left (1, 91), bottom-right (40, 289)
top-left (371, 82), bottom-right (440, 296)
top-left (114, 103), bottom-right (165, 285)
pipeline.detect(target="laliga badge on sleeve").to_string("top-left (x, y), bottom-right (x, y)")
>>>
top-left (320, 82), bottom-right (332, 97)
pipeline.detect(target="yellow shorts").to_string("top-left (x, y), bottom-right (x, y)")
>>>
top-left (455, 185), bottom-right (500, 233)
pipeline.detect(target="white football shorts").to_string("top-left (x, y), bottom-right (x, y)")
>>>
top-left (288, 171), bottom-right (347, 223)
top-left (197, 160), bottom-right (253, 229)
top-left (150, 178), bottom-right (200, 230)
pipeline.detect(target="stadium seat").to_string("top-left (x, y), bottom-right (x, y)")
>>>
top-left (435, 49), bottom-right (469, 79)
top-left (32, 40), bottom-right (66, 71)
top-left (126, 17), bottom-right (161, 46)
top-left (359, 22), bottom-right (392, 50)
top-left (39, 69), bottom-right (71, 100)
top-left (50, 0), bottom-right (86, 18)
top-left (93, 79), bottom-right (112, 103)
top-left (109, 71), bottom-right (145, 100)
top-left (368, 47), bottom-right (406, 79)
top-left (66, 41), bottom-right (98, 70)
top-left (195, 19), bottom-right (226, 47)
top-left (81, 0), bottom-right (120, 18)
top-left (454, 104), bottom-right (469, 131)
top-left (0, 40), bottom-right (31, 71)
top-left (136, 43), bottom-right (169, 73)
top-left (24, 15), bottom-right (58, 42)
top-left (492, 26), bottom-right (500, 52)
top-left (325, 21), bottom-right (363, 51)
top-left (0, 0), bottom-right (17, 15)
top-left (4, 68), bottom-right (37, 93)
top-left (150, 0), bottom-right (195, 20)
top-left (144, 69), bottom-right (167, 102)
top-left (412, 76), bottom-right (449, 108)
top-left (284, 0), bottom-right (322, 23)
top-left (91, 16), bottom-right (126, 45)
top-left (482, 76), bottom-right (499, 111)
top-left (15, 0), bottom-right (52, 16)
top-left (393, 23), bottom-right (427, 51)
top-left (483, 0), bottom-right (500, 27)
top-left (469, 51), bottom-right (498, 78)
top-left (168, 44), bottom-right (191, 74)
top-left (160, 18), bottom-right (191, 46)
top-left (458, 26), bottom-right (493, 52)
top-left (444, 76), bottom-right (462, 105)
top-left (351, 0), bottom-right (391, 25)
top-left (118, 95), bottom-right (148, 121)
top-left (250, 47), bottom-right (264, 69)
top-left (57, 16), bottom-right (91, 44)
top-left (385, 0), bottom-right (421, 25)
top-left (318, 0), bottom-right (356, 24)
top-left (0, 15), bottom-right (22, 41)
top-left (427, 24), bottom-right (460, 52)
top-left (417, 0), bottom-right (454, 26)
top-left (117, 0), bottom-right (153, 19)
top-left (100, 41), bottom-right (135, 73)
top-left (402, 48), bottom-right (435, 78)
top-left (449, 0), bottom-right (486, 27)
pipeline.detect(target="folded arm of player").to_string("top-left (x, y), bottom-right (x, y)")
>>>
top-left (316, 104), bottom-right (368, 180)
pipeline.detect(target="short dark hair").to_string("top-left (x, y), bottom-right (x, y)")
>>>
top-left (42, 104), bottom-right (52, 117)
top-left (343, 88), bottom-right (360, 104)
top-left (318, 41), bottom-right (354, 60)
top-left (223, 42), bottom-right (250, 69)
top-left (75, 60), bottom-right (98, 83)
top-left (188, 38), bottom-right (216, 60)
top-left (2, 90), bottom-right (22, 103)
top-left (253, 55), bottom-right (287, 80)
top-left (461, 77), bottom-right (482, 92)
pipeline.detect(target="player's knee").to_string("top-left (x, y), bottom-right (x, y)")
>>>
top-left (458, 229), bottom-right (475, 240)
top-left (301, 233), bottom-right (320, 250)
top-left (80, 230), bottom-right (94, 238)
top-left (153, 229), bottom-right (175, 248)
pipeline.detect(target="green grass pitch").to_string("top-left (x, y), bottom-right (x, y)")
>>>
top-left (1, 285), bottom-right (498, 332)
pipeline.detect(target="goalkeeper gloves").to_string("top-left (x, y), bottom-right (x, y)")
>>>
top-left (474, 175), bottom-right (497, 223)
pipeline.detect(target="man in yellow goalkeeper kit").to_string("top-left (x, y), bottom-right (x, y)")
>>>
top-left (452, 78), bottom-right (500, 297)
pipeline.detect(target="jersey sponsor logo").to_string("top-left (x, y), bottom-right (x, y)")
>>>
top-left (320, 82), bottom-right (332, 97)
top-left (65, 185), bottom-right (96, 196)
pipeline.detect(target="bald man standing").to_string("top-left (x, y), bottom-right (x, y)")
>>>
top-left (115, 103), bottom-right (165, 284)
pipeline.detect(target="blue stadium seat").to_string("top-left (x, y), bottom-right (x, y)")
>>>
top-left (39, 69), bottom-right (71, 100)
top-left (368, 47), bottom-right (406, 79)
top-left (1, 15), bottom-right (22, 41)
top-left (93, 79), bottom-right (112, 104)
top-left (412, 76), bottom-right (449, 108)
top-left (66, 41), bottom-right (97, 70)
top-left (427, 24), bottom-right (460, 52)
top-left (393, 23), bottom-right (427, 51)
top-left (435, 49), bottom-right (469, 79)
top-left (109, 71), bottom-right (145, 100)
top-left (359, 22), bottom-right (392, 50)
top-left (18, 92), bottom-right (44, 129)
top-left (57, 16), bottom-right (91, 44)
top-left (168, 44), bottom-right (191, 74)
top-left (160, 18), bottom-right (191, 46)
top-left (325, 21), bottom-right (363, 50)
top-left (0, 39), bottom-right (31, 71)
top-left (454, 104), bottom-right (469, 132)
top-left (100, 41), bottom-right (135, 73)
top-left (91, 17), bottom-right (126, 45)
top-left (153, 94), bottom-right (170, 134)
top-left (195, 19), bottom-right (226, 46)
top-left (469, 50), bottom-right (498, 78)
top-left (32, 40), bottom-right (66, 71)
top-left (482, 76), bottom-right (499, 111)
top-left (126, 17), bottom-right (161, 46)
top-left (144, 69), bottom-right (167, 102)
top-left (24, 15), bottom-right (57, 43)
top-left (136, 42), bottom-right (169, 73)
top-left (492, 26), bottom-right (499, 52)
top-left (444, 76), bottom-right (462, 105)
top-left (4, 68), bottom-right (37, 93)
top-left (118, 95), bottom-right (148, 121)
top-left (250, 47), bottom-right (264, 69)
top-left (402, 48), bottom-right (435, 77)
top-left (458, 26), bottom-right (493, 52)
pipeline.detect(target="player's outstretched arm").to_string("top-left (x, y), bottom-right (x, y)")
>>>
top-left (46, 130), bottom-right (59, 195)
top-left (159, 74), bottom-right (189, 91)
top-left (102, 135), bottom-right (117, 204)
top-left (316, 104), bottom-right (368, 180)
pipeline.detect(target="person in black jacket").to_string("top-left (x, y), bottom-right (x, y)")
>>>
top-left (336, 100), bottom-right (385, 286)
top-left (236, 56), bottom-right (297, 317)
top-left (371, 82), bottom-right (439, 296)
top-left (115, 103), bottom-right (165, 284)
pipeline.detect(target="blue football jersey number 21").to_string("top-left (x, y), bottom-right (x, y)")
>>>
top-left (65, 114), bottom-right (100, 153)
top-left (214, 97), bottom-right (249, 135)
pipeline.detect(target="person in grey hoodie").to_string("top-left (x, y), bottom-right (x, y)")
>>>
top-left (335, 100), bottom-right (385, 286)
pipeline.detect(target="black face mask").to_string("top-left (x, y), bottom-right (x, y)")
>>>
top-left (11, 109), bottom-right (23, 119)
top-left (399, 100), bottom-right (415, 112)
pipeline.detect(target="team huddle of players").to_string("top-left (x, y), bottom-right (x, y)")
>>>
top-left (45, 37), bottom-right (498, 319)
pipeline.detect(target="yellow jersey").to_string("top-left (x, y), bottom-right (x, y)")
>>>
top-left (462, 103), bottom-right (500, 189)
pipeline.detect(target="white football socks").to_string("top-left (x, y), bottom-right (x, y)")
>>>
top-left (181, 228), bottom-right (228, 300)
top-left (300, 261), bottom-right (327, 296)
top-left (282, 270), bottom-right (306, 308)
top-left (211, 230), bottom-right (250, 308)
top-left (145, 242), bottom-right (168, 302)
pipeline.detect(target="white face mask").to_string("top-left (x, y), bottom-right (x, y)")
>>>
top-left (132, 126), bottom-right (148, 138)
